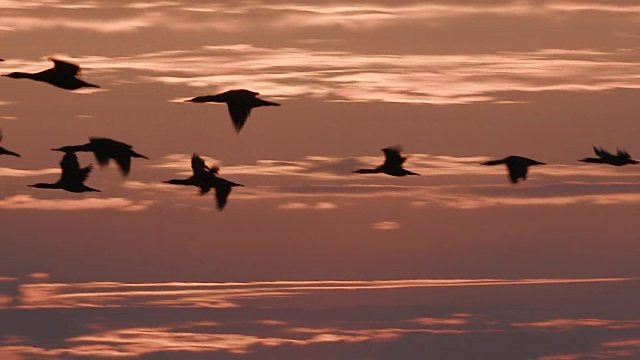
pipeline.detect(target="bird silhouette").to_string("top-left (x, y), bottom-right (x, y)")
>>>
top-left (579, 146), bottom-right (639, 166)
top-left (482, 155), bottom-right (545, 183)
top-left (52, 137), bottom-right (148, 176)
top-left (353, 146), bottom-right (419, 177)
top-left (28, 152), bottom-right (99, 192)
top-left (163, 154), bottom-right (244, 210)
top-left (186, 89), bottom-right (280, 133)
top-left (2, 58), bottom-right (99, 90)
top-left (0, 130), bottom-right (20, 157)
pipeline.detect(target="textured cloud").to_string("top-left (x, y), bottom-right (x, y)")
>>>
top-left (371, 221), bottom-right (400, 230)
top-left (145, 153), bottom-right (640, 209)
top-left (4, 1), bottom-right (640, 33)
top-left (0, 167), bottom-right (59, 177)
top-left (7, 46), bottom-right (640, 104)
top-left (0, 319), bottom-right (498, 358)
top-left (15, 277), bottom-right (636, 309)
top-left (513, 318), bottom-right (640, 330)
top-left (278, 202), bottom-right (338, 210)
top-left (0, 194), bottom-right (153, 211)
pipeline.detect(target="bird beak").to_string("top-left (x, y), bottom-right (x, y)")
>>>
top-left (51, 148), bottom-right (63, 152)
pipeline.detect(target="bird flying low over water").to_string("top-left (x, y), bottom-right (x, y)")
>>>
top-left (353, 146), bottom-right (419, 177)
top-left (482, 155), bottom-right (545, 184)
top-left (28, 152), bottom-right (99, 193)
top-left (52, 137), bottom-right (148, 176)
top-left (186, 89), bottom-right (280, 133)
top-left (579, 146), bottom-right (639, 166)
top-left (0, 130), bottom-right (20, 157)
top-left (2, 58), bottom-right (100, 90)
top-left (163, 154), bottom-right (244, 210)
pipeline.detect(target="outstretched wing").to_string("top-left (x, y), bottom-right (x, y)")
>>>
top-left (617, 149), bottom-right (631, 159)
top-left (114, 156), bottom-right (131, 175)
top-left (227, 104), bottom-right (251, 132)
top-left (214, 184), bottom-right (232, 210)
top-left (50, 58), bottom-right (81, 76)
top-left (60, 152), bottom-right (91, 184)
top-left (191, 154), bottom-right (209, 174)
top-left (594, 146), bottom-right (613, 158)
top-left (381, 146), bottom-right (405, 166)
top-left (506, 163), bottom-right (527, 184)
top-left (90, 137), bottom-right (132, 149)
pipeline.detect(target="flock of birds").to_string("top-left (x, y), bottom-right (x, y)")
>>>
top-left (1, 58), bottom-right (639, 209)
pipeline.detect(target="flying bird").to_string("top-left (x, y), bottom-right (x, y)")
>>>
top-left (28, 152), bottom-right (99, 193)
top-left (186, 89), bottom-right (280, 133)
top-left (163, 153), bottom-right (244, 210)
top-left (482, 155), bottom-right (545, 184)
top-left (52, 137), bottom-right (148, 176)
top-left (579, 146), bottom-right (639, 166)
top-left (2, 58), bottom-right (100, 90)
top-left (353, 146), bottom-right (419, 177)
top-left (0, 130), bottom-right (20, 157)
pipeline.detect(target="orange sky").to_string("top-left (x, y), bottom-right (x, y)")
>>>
top-left (2, 1), bottom-right (640, 359)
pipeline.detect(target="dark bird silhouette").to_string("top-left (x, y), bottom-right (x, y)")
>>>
top-left (52, 137), bottom-right (148, 176)
top-left (2, 58), bottom-right (100, 90)
top-left (163, 154), bottom-right (244, 210)
top-left (0, 130), bottom-right (20, 157)
top-left (482, 155), bottom-right (546, 184)
top-left (579, 146), bottom-right (639, 166)
top-left (28, 152), bottom-right (99, 192)
top-left (186, 89), bottom-right (280, 133)
top-left (353, 146), bottom-right (419, 176)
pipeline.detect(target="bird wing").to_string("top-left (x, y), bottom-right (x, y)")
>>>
top-left (92, 149), bottom-right (111, 166)
top-left (617, 149), bottom-right (631, 158)
top-left (191, 154), bottom-right (209, 174)
top-left (113, 155), bottom-right (131, 175)
top-left (214, 183), bottom-right (232, 210)
top-left (506, 163), bottom-right (527, 184)
top-left (50, 58), bottom-right (81, 76)
top-left (60, 152), bottom-right (91, 184)
top-left (594, 146), bottom-right (613, 158)
top-left (90, 137), bottom-right (132, 149)
top-left (227, 103), bottom-right (251, 133)
top-left (381, 146), bottom-right (405, 166)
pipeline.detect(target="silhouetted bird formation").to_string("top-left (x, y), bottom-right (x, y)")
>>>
top-left (0, 130), bottom-right (20, 157)
top-left (2, 53), bottom-right (637, 210)
top-left (579, 146), bottom-right (639, 166)
top-left (186, 89), bottom-right (280, 133)
top-left (52, 137), bottom-right (148, 176)
top-left (482, 156), bottom-right (546, 184)
top-left (3, 58), bottom-right (99, 90)
top-left (28, 152), bottom-right (99, 193)
top-left (163, 154), bottom-right (244, 210)
top-left (353, 146), bottom-right (419, 177)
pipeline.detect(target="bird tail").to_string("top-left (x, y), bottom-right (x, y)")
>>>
top-left (257, 99), bottom-right (280, 107)
top-left (132, 151), bottom-right (149, 160)
top-left (5, 150), bottom-right (20, 157)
